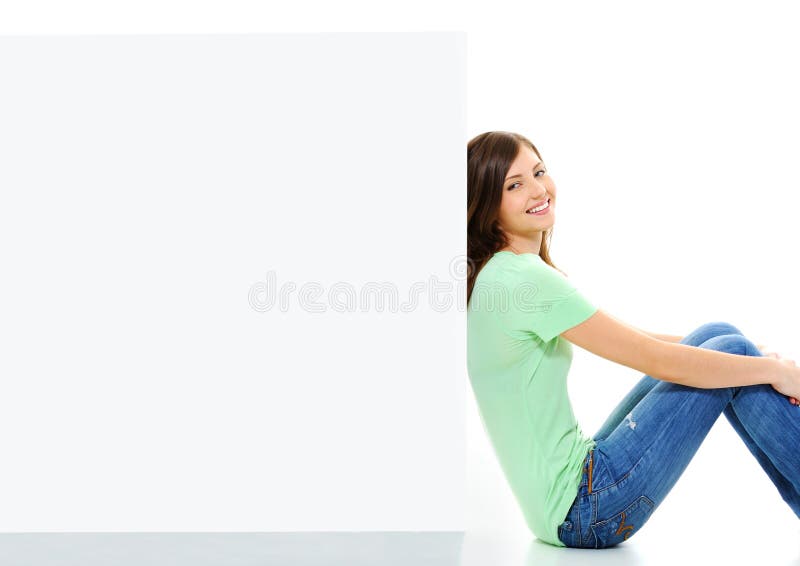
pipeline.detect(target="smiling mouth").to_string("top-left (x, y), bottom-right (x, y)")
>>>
top-left (526, 198), bottom-right (551, 214)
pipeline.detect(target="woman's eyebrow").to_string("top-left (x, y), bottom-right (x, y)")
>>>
top-left (505, 162), bottom-right (543, 181)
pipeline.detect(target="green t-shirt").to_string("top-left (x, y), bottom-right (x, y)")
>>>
top-left (466, 251), bottom-right (598, 547)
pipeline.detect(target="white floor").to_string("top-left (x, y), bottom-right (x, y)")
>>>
top-left (460, 522), bottom-right (800, 566)
top-left (0, 526), bottom-right (795, 566)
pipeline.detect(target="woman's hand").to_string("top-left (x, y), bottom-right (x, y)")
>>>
top-left (769, 355), bottom-right (800, 406)
top-left (759, 344), bottom-right (800, 406)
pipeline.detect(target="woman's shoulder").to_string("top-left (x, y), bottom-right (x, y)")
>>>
top-left (477, 253), bottom-right (581, 307)
top-left (482, 252), bottom-right (550, 281)
top-left (473, 253), bottom-right (549, 301)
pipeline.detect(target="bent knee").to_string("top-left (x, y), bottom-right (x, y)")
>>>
top-left (698, 321), bottom-right (743, 337)
top-left (699, 333), bottom-right (756, 356)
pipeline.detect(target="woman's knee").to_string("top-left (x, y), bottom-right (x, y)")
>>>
top-left (699, 321), bottom-right (743, 338)
top-left (683, 321), bottom-right (743, 347)
top-left (699, 333), bottom-right (758, 356)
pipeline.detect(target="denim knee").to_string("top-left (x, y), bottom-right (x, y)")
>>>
top-left (683, 321), bottom-right (744, 349)
top-left (700, 333), bottom-right (750, 354)
top-left (698, 321), bottom-right (743, 337)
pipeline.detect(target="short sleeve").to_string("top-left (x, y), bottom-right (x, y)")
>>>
top-left (492, 258), bottom-right (598, 342)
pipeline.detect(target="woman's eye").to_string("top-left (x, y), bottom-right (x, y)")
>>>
top-left (507, 170), bottom-right (546, 190)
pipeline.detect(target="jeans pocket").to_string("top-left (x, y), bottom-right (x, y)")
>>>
top-left (587, 446), bottom-right (616, 493)
top-left (590, 495), bottom-right (655, 548)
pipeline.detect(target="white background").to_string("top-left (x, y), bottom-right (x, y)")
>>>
top-left (2, 1), bottom-right (800, 564)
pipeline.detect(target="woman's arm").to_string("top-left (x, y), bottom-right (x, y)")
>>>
top-left (604, 313), bottom-right (684, 343)
top-left (639, 330), bottom-right (684, 343)
top-left (560, 309), bottom-right (778, 389)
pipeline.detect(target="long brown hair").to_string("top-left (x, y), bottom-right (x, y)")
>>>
top-left (467, 131), bottom-right (566, 305)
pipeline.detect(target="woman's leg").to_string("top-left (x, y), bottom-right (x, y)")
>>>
top-left (723, 401), bottom-right (800, 513)
top-left (582, 332), bottom-right (800, 548)
top-left (594, 321), bottom-right (800, 512)
top-left (593, 321), bottom-right (744, 441)
top-left (704, 330), bottom-right (800, 514)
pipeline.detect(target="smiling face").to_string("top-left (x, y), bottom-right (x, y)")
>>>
top-left (496, 144), bottom-right (556, 254)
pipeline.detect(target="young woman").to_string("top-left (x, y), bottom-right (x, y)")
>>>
top-left (466, 130), bottom-right (800, 549)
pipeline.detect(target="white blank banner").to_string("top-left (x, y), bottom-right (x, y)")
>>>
top-left (0, 32), bottom-right (466, 531)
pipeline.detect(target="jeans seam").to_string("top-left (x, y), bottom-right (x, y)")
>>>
top-left (577, 493), bottom-right (597, 546)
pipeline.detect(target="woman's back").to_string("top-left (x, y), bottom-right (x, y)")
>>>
top-left (467, 250), bottom-right (598, 547)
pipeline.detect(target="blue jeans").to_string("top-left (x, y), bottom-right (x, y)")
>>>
top-left (557, 321), bottom-right (800, 549)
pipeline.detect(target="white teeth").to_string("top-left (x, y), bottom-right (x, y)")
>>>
top-left (526, 200), bottom-right (549, 213)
